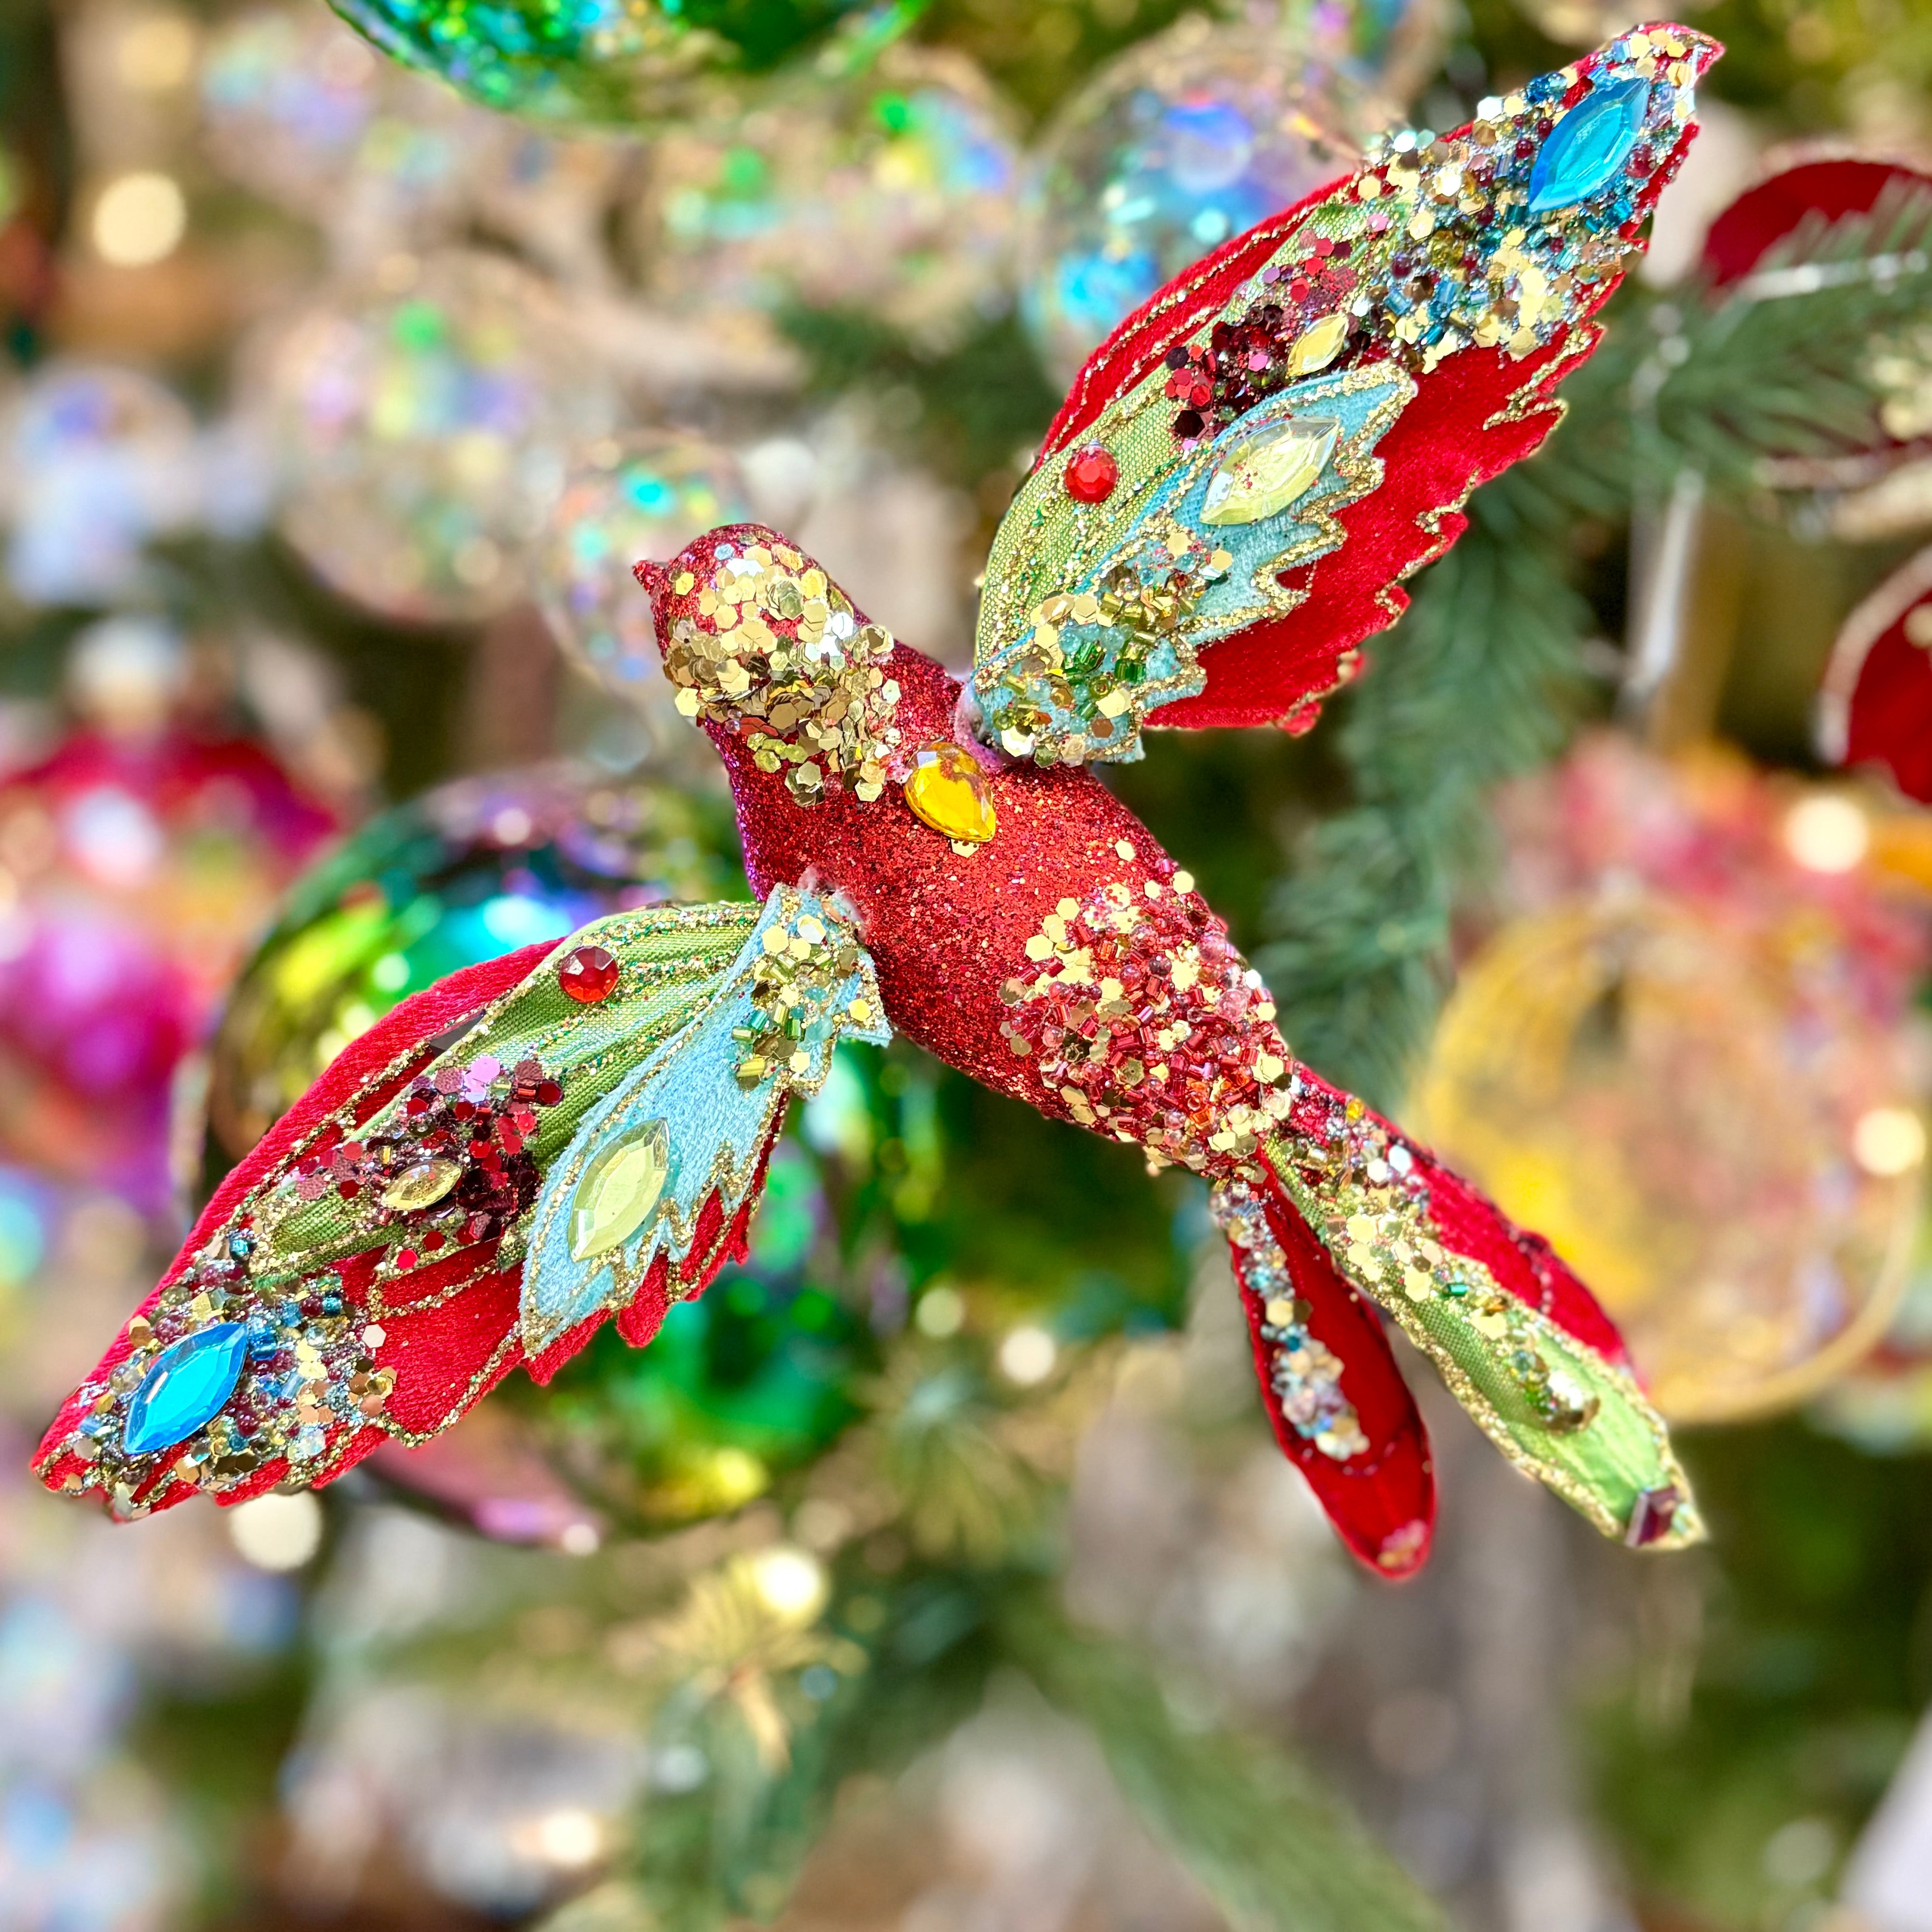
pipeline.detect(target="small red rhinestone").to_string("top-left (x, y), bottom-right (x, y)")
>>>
top-left (1063, 444), bottom-right (1119, 504)
top-left (558, 943), bottom-right (620, 1004)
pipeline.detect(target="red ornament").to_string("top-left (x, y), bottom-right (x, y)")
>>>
top-left (1063, 443), bottom-right (1119, 504)
top-left (556, 944), bottom-right (620, 1004)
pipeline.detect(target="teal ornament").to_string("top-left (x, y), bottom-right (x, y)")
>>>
top-left (124, 1324), bottom-right (250, 1457)
top-left (327, 0), bottom-right (927, 127)
top-left (1527, 76), bottom-right (1649, 214)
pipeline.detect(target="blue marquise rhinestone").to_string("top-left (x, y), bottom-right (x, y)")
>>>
top-left (123, 1322), bottom-right (250, 1457)
top-left (1528, 76), bottom-right (1650, 214)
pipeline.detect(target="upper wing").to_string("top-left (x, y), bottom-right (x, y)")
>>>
top-left (973, 25), bottom-right (1720, 766)
top-left (34, 887), bottom-right (888, 1519)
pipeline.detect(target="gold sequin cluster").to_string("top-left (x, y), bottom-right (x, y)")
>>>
top-left (1286, 1098), bottom-right (1593, 1432)
top-left (991, 543), bottom-right (1231, 761)
top-left (735, 902), bottom-right (875, 1088)
top-left (998, 857), bottom-right (1296, 1180)
top-left (663, 535), bottom-right (901, 807)
top-left (1213, 1180), bottom-right (1370, 1462)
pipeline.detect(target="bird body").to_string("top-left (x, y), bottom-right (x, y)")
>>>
top-left (36, 24), bottom-right (1716, 1577)
top-left (637, 523), bottom-right (1692, 1573)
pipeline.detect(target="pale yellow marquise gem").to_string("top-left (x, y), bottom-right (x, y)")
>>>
top-left (379, 1157), bottom-right (462, 1213)
top-left (1284, 311), bottom-right (1350, 377)
top-left (1200, 416), bottom-right (1341, 527)
top-left (569, 1119), bottom-right (671, 1262)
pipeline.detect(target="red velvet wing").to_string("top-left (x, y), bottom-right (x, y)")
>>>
top-left (31, 898), bottom-right (847, 1522)
top-left (972, 26), bottom-right (1720, 763)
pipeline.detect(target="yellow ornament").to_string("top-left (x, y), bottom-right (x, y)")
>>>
top-left (902, 742), bottom-right (997, 844)
top-left (1415, 899), bottom-right (1921, 1422)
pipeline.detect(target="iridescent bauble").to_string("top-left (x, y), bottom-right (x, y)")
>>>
top-left (1018, 14), bottom-right (1373, 384)
top-left (202, 4), bottom-right (623, 278)
top-left (255, 251), bottom-right (616, 621)
top-left (1414, 737), bottom-right (1927, 1422)
top-left (200, 4), bottom-right (473, 231)
top-left (634, 45), bottom-right (1019, 342)
top-left (0, 716), bottom-right (337, 1212)
top-left (1298, 0), bottom-right (1448, 108)
top-left (204, 763), bottom-right (740, 1167)
top-left (537, 432), bottom-right (754, 733)
top-left (326, 0), bottom-right (924, 127)
top-left (0, 364), bottom-right (198, 606)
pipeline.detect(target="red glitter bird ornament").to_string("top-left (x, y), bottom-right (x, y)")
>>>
top-left (36, 27), bottom-right (1718, 1576)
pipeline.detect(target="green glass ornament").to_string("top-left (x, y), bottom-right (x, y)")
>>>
top-left (204, 763), bottom-right (740, 1173)
top-left (327, 0), bottom-right (928, 126)
top-left (530, 1138), bottom-right (869, 1526)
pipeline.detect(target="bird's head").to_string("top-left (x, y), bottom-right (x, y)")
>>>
top-left (635, 523), bottom-right (908, 808)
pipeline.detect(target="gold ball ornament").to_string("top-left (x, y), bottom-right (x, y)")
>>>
top-left (1416, 767), bottom-right (1927, 1422)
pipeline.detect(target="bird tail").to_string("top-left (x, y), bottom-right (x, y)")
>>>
top-left (1216, 1175), bottom-right (1437, 1578)
top-left (1250, 1073), bottom-right (1702, 1561)
top-left (34, 888), bottom-right (889, 1521)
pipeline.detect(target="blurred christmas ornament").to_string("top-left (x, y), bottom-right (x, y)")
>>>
top-left (0, 363), bottom-right (197, 606)
top-left (633, 45), bottom-right (1019, 344)
top-left (204, 761), bottom-right (739, 1168)
top-left (202, 4), bottom-right (627, 280)
top-left (1698, 158), bottom-right (1932, 516)
top-left (0, 619), bottom-right (337, 1212)
top-left (199, 3), bottom-right (481, 243)
top-left (1416, 735), bottom-right (1928, 1422)
top-left (1702, 155), bottom-right (1932, 290)
top-left (1017, 12), bottom-right (1372, 383)
top-left (325, 0), bottom-right (926, 128)
top-left (1290, 0), bottom-right (1448, 111)
top-left (1817, 544), bottom-right (1932, 799)
top-left (538, 431), bottom-right (754, 738)
top-left (253, 250), bottom-right (616, 622)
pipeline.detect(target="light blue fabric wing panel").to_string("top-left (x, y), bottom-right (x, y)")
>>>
top-left (519, 886), bottom-right (889, 1354)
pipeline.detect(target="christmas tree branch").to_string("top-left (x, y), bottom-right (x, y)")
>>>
top-left (1003, 1592), bottom-right (1451, 1932)
top-left (1256, 484), bottom-right (1591, 1109)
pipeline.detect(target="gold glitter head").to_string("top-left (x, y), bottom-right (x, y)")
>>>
top-left (637, 526), bottom-right (902, 807)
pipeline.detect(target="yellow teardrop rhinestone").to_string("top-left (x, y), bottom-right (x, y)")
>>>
top-left (903, 742), bottom-right (997, 845)
top-left (379, 1157), bottom-right (462, 1213)
top-left (569, 1119), bottom-right (671, 1262)
top-left (1200, 415), bottom-right (1341, 527)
